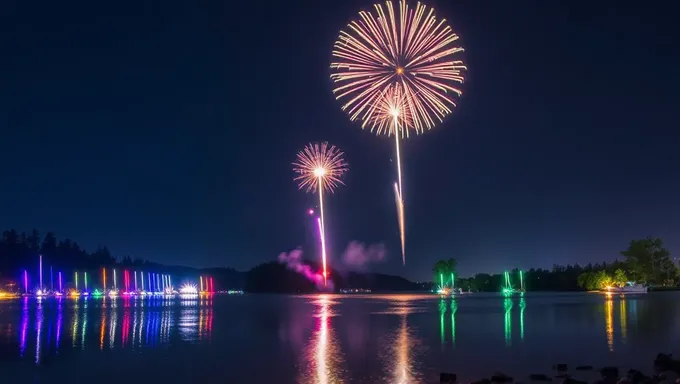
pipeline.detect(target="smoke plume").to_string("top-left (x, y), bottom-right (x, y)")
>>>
top-left (278, 248), bottom-right (331, 290)
top-left (341, 241), bottom-right (387, 270)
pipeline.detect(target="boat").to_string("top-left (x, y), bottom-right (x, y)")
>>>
top-left (436, 288), bottom-right (469, 295)
top-left (604, 282), bottom-right (647, 294)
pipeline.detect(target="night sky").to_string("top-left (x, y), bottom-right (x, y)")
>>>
top-left (0, 0), bottom-right (678, 281)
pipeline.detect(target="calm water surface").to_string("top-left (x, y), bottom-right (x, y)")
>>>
top-left (1, 292), bottom-right (679, 383)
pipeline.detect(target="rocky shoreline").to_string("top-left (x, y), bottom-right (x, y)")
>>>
top-left (441, 354), bottom-right (680, 384)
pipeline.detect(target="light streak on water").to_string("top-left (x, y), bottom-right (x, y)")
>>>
top-left (109, 309), bottom-right (117, 349)
top-left (620, 299), bottom-right (628, 344)
top-left (504, 298), bottom-right (513, 347)
top-left (520, 297), bottom-right (526, 341)
top-left (100, 311), bottom-right (106, 351)
top-left (71, 302), bottom-right (79, 348)
top-left (56, 302), bottom-right (62, 350)
top-left (451, 299), bottom-right (457, 347)
top-left (605, 297), bottom-right (614, 351)
top-left (35, 299), bottom-right (43, 364)
top-left (81, 299), bottom-right (88, 350)
top-left (20, 297), bottom-right (28, 357)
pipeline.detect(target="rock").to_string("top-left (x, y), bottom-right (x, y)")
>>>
top-left (561, 378), bottom-right (587, 384)
top-left (601, 367), bottom-right (620, 380)
top-left (491, 372), bottom-right (513, 383)
top-left (655, 353), bottom-right (680, 376)
top-left (626, 369), bottom-right (648, 384)
top-left (440, 372), bottom-right (457, 383)
top-left (471, 379), bottom-right (491, 384)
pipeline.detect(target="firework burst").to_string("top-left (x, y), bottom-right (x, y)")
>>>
top-left (330, 0), bottom-right (466, 132)
top-left (293, 142), bottom-right (348, 194)
top-left (364, 83), bottom-right (415, 137)
top-left (330, 1), bottom-right (466, 265)
top-left (293, 142), bottom-right (348, 286)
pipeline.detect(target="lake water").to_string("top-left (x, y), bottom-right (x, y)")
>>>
top-left (1, 292), bottom-right (679, 383)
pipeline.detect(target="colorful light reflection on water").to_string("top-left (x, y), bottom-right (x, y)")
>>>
top-left (8, 295), bottom-right (214, 364)
top-left (0, 292), bottom-right (662, 383)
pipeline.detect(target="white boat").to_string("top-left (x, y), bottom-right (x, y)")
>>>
top-left (436, 288), bottom-right (469, 295)
top-left (604, 283), bottom-right (647, 294)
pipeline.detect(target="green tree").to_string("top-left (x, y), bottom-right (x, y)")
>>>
top-left (577, 271), bottom-right (612, 290)
top-left (432, 258), bottom-right (457, 288)
top-left (613, 269), bottom-right (627, 287)
top-left (577, 272), bottom-right (594, 290)
top-left (620, 237), bottom-right (672, 285)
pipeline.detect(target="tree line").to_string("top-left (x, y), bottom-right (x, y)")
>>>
top-left (432, 237), bottom-right (680, 292)
top-left (0, 228), bottom-right (168, 279)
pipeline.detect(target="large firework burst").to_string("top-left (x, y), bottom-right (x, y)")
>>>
top-left (293, 142), bottom-right (348, 286)
top-left (330, 0), bottom-right (466, 133)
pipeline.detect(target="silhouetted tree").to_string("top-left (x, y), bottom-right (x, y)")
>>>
top-left (621, 237), bottom-right (678, 285)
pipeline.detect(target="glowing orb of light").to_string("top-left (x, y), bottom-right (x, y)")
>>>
top-left (313, 167), bottom-right (326, 177)
top-left (308, 209), bottom-right (315, 215)
top-left (179, 283), bottom-right (198, 294)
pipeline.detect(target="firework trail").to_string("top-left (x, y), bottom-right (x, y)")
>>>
top-left (330, 0), bottom-right (466, 265)
top-left (293, 142), bottom-right (348, 285)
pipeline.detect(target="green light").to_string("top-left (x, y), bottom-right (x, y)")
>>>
top-left (520, 297), bottom-right (526, 341)
top-left (439, 298), bottom-right (446, 346)
top-left (440, 273), bottom-right (443, 290)
top-left (451, 272), bottom-right (455, 290)
top-left (451, 299), bottom-right (457, 347)
top-left (519, 270), bottom-right (524, 291)
top-left (504, 297), bottom-right (513, 347)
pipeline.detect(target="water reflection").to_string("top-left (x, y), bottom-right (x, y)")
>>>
top-left (35, 298), bottom-right (43, 363)
top-left (450, 299), bottom-right (457, 347)
top-left (602, 295), bottom-right (631, 352)
top-left (300, 295), bottom-right (344, 384)
top-left (6, 296), bottom-right (214, 364)
top-left (605, 296), bottom-right (614, 351)
top-left (439, 298), bottom-right (446, 347)
top-left (504, 297), bottom-right (513, 347)
top-left (519, 297), bottom-right (526, 341)
top-left (438, 298), bottom-right (457, 347)
top-left (389, 295), bottom-right (422, 383)
top-left (620, 299), bottom-right (627, 344)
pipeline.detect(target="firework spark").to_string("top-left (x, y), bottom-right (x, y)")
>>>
top-left (293, 142), bottom-right (349, 285)
top-left (330, 0), bottom-right (466, 133)
top-left (331, 1), bottom-right (466, 265)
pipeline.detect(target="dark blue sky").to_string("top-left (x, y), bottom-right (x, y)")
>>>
top-left (0, 0), bottom-right (678, 280)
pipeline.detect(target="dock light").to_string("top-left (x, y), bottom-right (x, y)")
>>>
top-left (179, 283), bottom-right (198, 294)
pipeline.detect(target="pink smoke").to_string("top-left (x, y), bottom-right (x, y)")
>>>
top-left (341, 241), bottom-right (387, 269)
top-left (278, 248), bottom-right (329, 289)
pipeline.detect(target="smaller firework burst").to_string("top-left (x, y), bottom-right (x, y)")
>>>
top-left (362, 83), bottom-right (416, 137)
top-left (293, 142), bottom-right (348, 193)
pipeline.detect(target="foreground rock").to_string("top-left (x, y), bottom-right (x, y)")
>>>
top-left (440, 353), bottom-right (680, 384)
